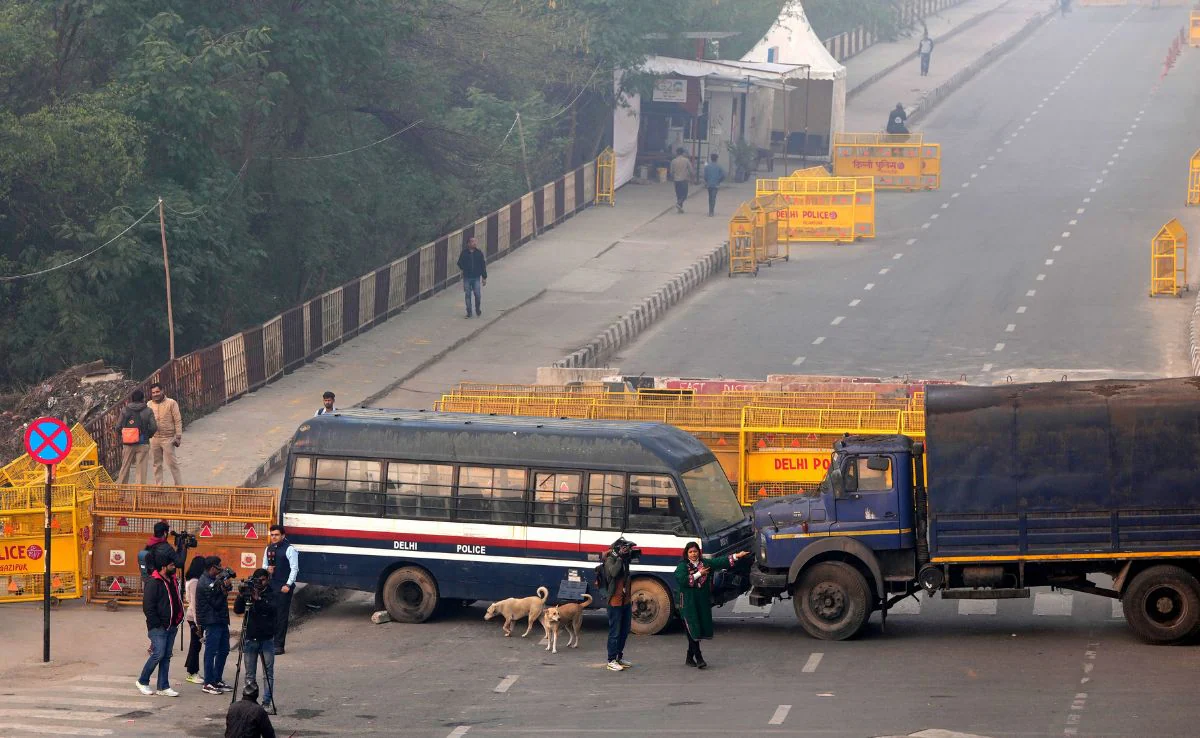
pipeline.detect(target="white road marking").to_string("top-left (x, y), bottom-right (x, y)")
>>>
top-left (930, 213), bottom-right (940, 219)
top-left (1118, 145), bottom-right (1124, 151)
top-left (1101, 169), bottom-right (1108, 175)
top-left (71, 677), bottom-right (134, 685)
top-left (981, 363), bottom-right (994, 373)
top-left (1004, 140), bottom-right (1011, 145)
top-left (1068, 219), bottom-right (1077, 225)
top-left (941, 202), bottom-right (950, 209)
top-left (1113, 152), bottom-right (1120, 158)
top-left (812, 336), bottom-right (826, 345)
top-left (979, 164), bottom-right (987, 170)
top-left (1077, 208), bottom-right (1086, 214)
top-left (878, 268), bottom-right (890, 275)
top-left (1033, 592), bottom-right (1073, 616)
top-left (1096, 178), bottom-right (1104, 184)
top-left (994, 343), bottom-right (1006, 352)
top-left (448, 727), bottom-right (472, 738)
top-left (1017, 306), bottom-right (1027, 313)
top-left (952, 192), bottom-right (961, 198)
top-left (1111, 600), bottom-right (1124, 619)
top-left (971, 173), bottom-right (978, 179)
top-left (1027, 290), bottom-right (1036, 296)
top-left (958, 599), bottom-right (998, 615)
top-left (1053, 245), bottom-right (1062, 252)
top-left (0, 696), bottom-right (148, 710)
top-left (864, 283), bottom-right (875, 290)
top-left (65, 687), bottom-right (137, 696)
top-left (1037, 274), bottom-right (1046, 281)
top-left (734, 595), bottom-right (771, 614)
top-left (1106, 161), bottom-right (1113, 166)
top-left (849, 299), bottom-right (861, 307)
top-left (494, 675), bottom-right (519, 693)
top-left (893, 253), bottom-right (903, 260)
top-left (0, 725), bottom-right (111, 737)
top-left (1046, 259), bottom-right (1055, 265)
top-left (769, 705), bottom-right (792, 725)
top-left (1006, 324), bottom-right (1016, 332)
top-left (1089, 187), bottom-right (1097, 193)
top-left (922, 222), bottom-right (932, 228)
top-left (907, 238), bottom-right (919, 245)
top-left (0, 710), bottom-right (118, 723)
top-left (989, 154), bottom-right (996, 159)
top-left (1061, 231), bottom-right (1071, 238)
top-left (1083, 197), bottom-right (1091, 203)
top-left (831, 316), bottom-right (845, 325)
top-left (802, 653), bottom-right (824, 673)
top-left (792, 356), bottom-right (806, 366)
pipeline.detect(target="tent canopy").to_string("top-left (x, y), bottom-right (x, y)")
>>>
top-left (739, 1), bottom-right (845, 81)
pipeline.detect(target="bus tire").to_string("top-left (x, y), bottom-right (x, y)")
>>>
top-left (630, 577), bottom-right (673, 636)
top-left (792, 561), bottom-right (871, 641)
top-left (381, 566), bottom-right (440, 623)
top-left (1122, 565), bottom-right (1200, 644)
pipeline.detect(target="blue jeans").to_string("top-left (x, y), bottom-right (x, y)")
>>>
top-left (463, 277), bottom-right (482, 315)
top-left (606, 604), bottom-right (632, 662)
top-left (242, 638), bottom-right (275, 703)
top-left (203, 623), bottom-right (230, 686)
top-left (138, 626), bottom-right (177, 690)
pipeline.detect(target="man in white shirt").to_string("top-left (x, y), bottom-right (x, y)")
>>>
top-left (918, 34), bottom-right (934, 77)
top-left (315, 391), bottom-right (336, 416)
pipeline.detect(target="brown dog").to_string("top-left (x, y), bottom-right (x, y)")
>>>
top-left (540, 594), bottom-right (592, 653)
top-left (484, 587), bottom-right (549, 637)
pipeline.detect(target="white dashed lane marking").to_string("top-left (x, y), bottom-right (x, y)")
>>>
top-left (994, 343), bottom-right (1006, 352)
top-left (1006, 324), bottom-right (1016, 332)
top-left (959, 599), bottom-right (998, 615)
top-left (848, 299), bottom-right (861, 307)
top-left (1017, 306), bottom-right (1027, 313)
top-left (831, 316), bottom-right (845, 326)
top-left (812, 336), bottom-right (825, 345)
top-left (792, 356), bottom-right (806, 366)
top-left (801, 653), bottom-right (824, 673)
top-left (1033, 592), bottom-right (1073, 616)
top-left (769, 705), bottom-right (792, 725)
top-left (494, 675), bottom-right (519, 693)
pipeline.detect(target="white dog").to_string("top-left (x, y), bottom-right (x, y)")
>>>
top-left (484, 587), bottom-right (549, 637)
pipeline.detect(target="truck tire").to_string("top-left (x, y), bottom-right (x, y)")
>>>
top-left (630, 577), bottom-right (673, 636)
top-left (1122, 565), bottom-right (1200, 644)
top-left (793, 561), bottom-right (872, 641)
top-left (381, 566), bottom-right (440, 623)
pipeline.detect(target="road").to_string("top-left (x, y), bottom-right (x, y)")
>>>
top-left (616, 7), bottom-right (1200, 384)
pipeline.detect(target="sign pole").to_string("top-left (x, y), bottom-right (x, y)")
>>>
top-left (24, 416), bottom-right (71, 664)
top-left (43, 463), bottom-right (52, 663)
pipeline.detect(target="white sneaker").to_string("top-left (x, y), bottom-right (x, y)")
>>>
top-left (135, 681), bottom-right (154, 696)
top-left (606, 660), bottom-right (625, 671)
top-left (155, 688), bottom-right (179, 697)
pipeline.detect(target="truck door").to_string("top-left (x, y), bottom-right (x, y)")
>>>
top-left (831, 455), bottom-right (904, 549)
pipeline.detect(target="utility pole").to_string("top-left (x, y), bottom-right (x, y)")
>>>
top-left (515, 113), bottom-right (538, 235)
top-left (157, 198), bottom-right (176, 360)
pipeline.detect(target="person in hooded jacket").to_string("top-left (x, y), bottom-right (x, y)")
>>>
top-left (137, 556), bottom-right (184, 696)
top-left (674, 542), bottom-right (750, 669)
top-left (600, 537), bottom-right (636, 671)
top-left (183, 554), bottom-right (207, 684)
top-left (116, 390), bottom-right (157, 484)
top-left (886, 103), bottom-right (909, 135)
top-left (225, 681), bottom-right (276, 738)
top-left (141, 521), bottom-right (182, 583)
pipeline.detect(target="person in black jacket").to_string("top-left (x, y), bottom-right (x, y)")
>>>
top-left (225, 681), bottom-right (276, 738)
top-left (116, 390), bottom-right (157, 484)
top-left (234, 569), bottom-right (277, 711)
top-left (456, 236), bottom-right (487, 318)
top-left (886, 103), bottom-right (909, 135)
top-left (137, 557), bottom-right (184, 696)
top-left (198, 556), bottom-right (234, 695)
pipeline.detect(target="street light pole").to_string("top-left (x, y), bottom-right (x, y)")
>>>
top-left (157, 198), bottom-right (176, 361)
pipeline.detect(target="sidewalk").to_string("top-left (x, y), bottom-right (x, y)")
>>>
top-left (176, 0), bottom-right (1059, 490)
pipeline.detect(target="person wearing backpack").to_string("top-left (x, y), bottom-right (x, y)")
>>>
top-left (116, 390), bottom-right (157, 484)
top-left (140, 522), bottom-right (181, 584)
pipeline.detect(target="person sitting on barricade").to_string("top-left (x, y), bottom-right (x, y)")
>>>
top-left (886, 103), bottom-right (909, 135)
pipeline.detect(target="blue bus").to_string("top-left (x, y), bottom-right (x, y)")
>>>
top-left (280, 409), bottom-right (752, 634)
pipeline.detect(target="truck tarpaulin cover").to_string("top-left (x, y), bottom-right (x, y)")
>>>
top-left (925, 377), bottom-right (1200, 557)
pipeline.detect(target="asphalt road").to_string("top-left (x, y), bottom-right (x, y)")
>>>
top-left (616, 7), bottom-right (1200, 384)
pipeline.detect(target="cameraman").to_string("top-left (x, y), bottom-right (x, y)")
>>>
top-left (198, 556), bottom-right (234, 695)
top-left (233, 569), bottom-right (277, 711)
top-left (141, 522), bottom-right (183, 583)
top-left (602, 537), bottom-right (637, 672)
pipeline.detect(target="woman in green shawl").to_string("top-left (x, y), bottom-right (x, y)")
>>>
top-left (674, 542), bottom-right (750, 669)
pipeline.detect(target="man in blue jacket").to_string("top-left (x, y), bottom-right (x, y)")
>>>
top-left (703, 153), bottom-right (725, 217)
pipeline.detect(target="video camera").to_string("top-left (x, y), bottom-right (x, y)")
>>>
top-left (615, 539), bottom-right (642, 562)
top-left (215, 567), bottom-right (238, 586)
top-left (171, 530), bottom-right (198, 550)
top-left (237, 575), bottom-right (268, 599)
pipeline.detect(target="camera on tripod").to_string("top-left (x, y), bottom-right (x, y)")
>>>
top-left (171, 530), bottom-right (198, 550)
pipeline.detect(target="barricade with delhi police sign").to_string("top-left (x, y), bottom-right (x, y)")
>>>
top-left (88, 483), bottom-right (276, 605)
top-left (756, 173), bottom-right (876, 242)
top-left (832, 133), bottom-right (941, 191)
top-left (0, 483), bottom-right (92, 605)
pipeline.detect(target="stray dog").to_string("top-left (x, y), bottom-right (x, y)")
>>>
top-left (541, 594), bottom-right (592, 653)
top-left (484, 587), bottom-right (549, 637)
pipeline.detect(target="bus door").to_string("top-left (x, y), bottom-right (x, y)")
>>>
top-left (456, 466), bottom-right (528, 589)
top-left (529, 471), bottom-right (583, 562)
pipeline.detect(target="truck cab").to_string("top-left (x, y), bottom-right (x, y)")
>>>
top-left (749, 435), bottom-right (923, 639)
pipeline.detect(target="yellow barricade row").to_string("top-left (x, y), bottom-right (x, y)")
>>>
top-left (1191, 12), bottom-right (1200, 47)
top-left (1150, 218), bottom-right (1188, 297)
top-left (832, 133), bottom-right (941, 191)
top-left (756, 175), bottom-right (876, 242)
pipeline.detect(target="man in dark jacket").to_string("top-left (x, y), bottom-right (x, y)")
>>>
top-left (233, 569), bottom-right (277, 711)
top-left (602, 537), bottom-right (636, 672)
top-left (225, 681), bottom-right (276, 738)
top-left (116, 390), bottom-right (157, 484)
top-left (456, 236), bottom-right (487, 318)
top-left (198, 556), bottom-right (234, 695)
top-left (141, 521), bottom-right (182, 583)
top-left (265, 525), bottom-right (298, 654)
top-left (137, 557), bottom-right (184, 696)
top-left (886, 103), bottom-right (909, 135)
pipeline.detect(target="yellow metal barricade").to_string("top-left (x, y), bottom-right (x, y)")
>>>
top-left (1, 424), bottom-right (99, 487)
top-left (596, 147), bottom-right (616, 206)
top-left (757, 175), bottom-right (875, 243)
top-left (1150, 219), bottom-right (1188, 297)
top-left (751, 193), bottom-right (789, 265)
top-left (832, 133), bottom-right (941, 191)
top-left (1191, 12), bottom-right (1200, 47)
top-left (1188, 149), bottom-right (1200, 206)
top-left (729, 203), bottom-right (757, 277)
top-left (0, 484), bottom-right (91, 604)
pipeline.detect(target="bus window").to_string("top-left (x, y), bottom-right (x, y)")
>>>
top-left (855, 457), bottom-right (892, 492)
top-left (628, 474), bottom-right (694, 534)
top-left (386, 462), bottom-right (454, 520)
top-left (286, 455), bottom-right (315, 513)
top-left (458, 466), bottom-right (527, 523)
top-left (586, 473), bottom-right (626, 531)
top-left (313, 458), bottom-right (382, 516)
top-left (532, 472), bottom-right (581, 528)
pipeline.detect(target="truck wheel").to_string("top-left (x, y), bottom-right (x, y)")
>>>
top-left (793, 561), bottom-right (872, 641)
top-left (630, 577), bottom-right (673, 635)
top-left (381, 566), bottom-right (439, 623)
top-left (1122, 565), bottom-right (1200, 644)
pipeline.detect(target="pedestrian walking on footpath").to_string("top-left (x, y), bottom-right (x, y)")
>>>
top-left (674, 542), bottom-right (751, 669)
top-left (314, 391), bottom-right (337, 416)
top-left (1060, 0), bottom-right (1071, 16)
top-left (137, 555), bottom-right (184, 696)
top-left (183, 554), bottom-right (206, 685)
top-left (703, 153), bottom-right (725, 217)
top-left (670, 148), bottom-right (694, 213)
top-left (225, 681), bottom-right (276, 738)
top-left (456, 236), bottom-right (487, 318)
top-left (148, 382), bottom-right (183, 484)
top-left (918, 33), bottom-right (934, 77)
top-left (598, 537), bottom-right (636, 671)
top-left (198, 556), bottom-right (234, 695)
top-left (265, 525), bottom-right (299, 654)
top-left (234, 568), bottom-right (278, 712)
top-left (116, 390), bottom-right (157, 484)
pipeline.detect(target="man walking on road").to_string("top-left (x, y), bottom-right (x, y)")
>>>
top-left (669, 148), bottom-right (694, 213)
top-left (703, 153), bottom-right (725, 217)
top-left (137, 556), bottom-right (184, 697)
top-left (918, 33), bottom-right (934, 77)
top-left (265, 525), bottom-right (299, 654)
top-left (116, 390), bottom-right (156, 484)
top-left (456, 236), bottom-right (487, 319)
top-left (148, 382), bottom-right (183, 485)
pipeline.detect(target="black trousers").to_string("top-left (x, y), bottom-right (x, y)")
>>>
top-left (919, 53), bottom-right (931, 75)
top-left (686, 635), bottom-right (703, 658)
top-left (674, 181), bottom-right (689, 207)
top-left (274, 590), bottom-right (294, 649)
top-left (184, 622), bottom-right (203, 675)
top-left (707, 187), bottom-right (719, 215)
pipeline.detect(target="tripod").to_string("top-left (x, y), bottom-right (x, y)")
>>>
top-left (229, 596), bottom-right (278, 716)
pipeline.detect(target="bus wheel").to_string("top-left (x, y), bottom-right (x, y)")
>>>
top-left (630, 577), bottom-right (672, 635)
top-left (793, 561), bottom-right (871, 641)
top-left (382, 566), bottom-right (439, 623)
top-left (1122, 565), bottom-right (1200, 644)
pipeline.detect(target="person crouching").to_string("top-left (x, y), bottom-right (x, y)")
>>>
top-left (674, 542), bottom-right (750, 669)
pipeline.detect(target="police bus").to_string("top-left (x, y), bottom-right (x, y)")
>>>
top-left (279, 409), bottom-right (752, 634)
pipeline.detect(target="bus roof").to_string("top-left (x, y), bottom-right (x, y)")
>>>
top-left (289, 408), bottom-right (716, 473)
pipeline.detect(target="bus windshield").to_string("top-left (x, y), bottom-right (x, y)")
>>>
top-left (682, 461), bottom-right (746, 534)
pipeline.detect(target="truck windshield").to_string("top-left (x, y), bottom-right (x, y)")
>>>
top-left (682, 461), bottom-right (746, 535)
top-left (814, 451), bottom-right (842, 497)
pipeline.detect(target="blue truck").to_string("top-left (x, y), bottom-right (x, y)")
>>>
top-left (746, 377), bottom-right (1200, 644)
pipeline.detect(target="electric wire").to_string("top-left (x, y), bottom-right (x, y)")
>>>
top-left (0, 202), bottom-right (160, 282)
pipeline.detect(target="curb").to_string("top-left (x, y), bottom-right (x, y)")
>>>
top-left (909, 3), bottom-right (1056, 124)
top-left (553, 242), bottom-right (731, 369)
top-left (847, 0), bottom-right (1014, 100)
top-left (1190, 287), bottom-right (1200, 375)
